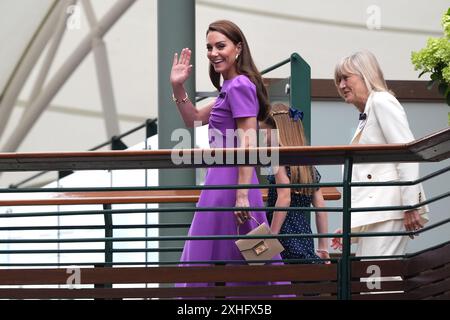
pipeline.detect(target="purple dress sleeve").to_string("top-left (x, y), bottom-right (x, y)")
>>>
top-left (227, 76), bottom-right (259, 119)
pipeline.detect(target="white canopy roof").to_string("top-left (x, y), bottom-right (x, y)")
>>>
top-left (0, 0), bottom-right (56, 95)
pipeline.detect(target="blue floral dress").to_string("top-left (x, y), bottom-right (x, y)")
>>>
top-left (266, 167), bottom-right (323, 264)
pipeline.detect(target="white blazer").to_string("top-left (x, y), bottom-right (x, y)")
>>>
top-left (349, 91), bottom-right (429, 230)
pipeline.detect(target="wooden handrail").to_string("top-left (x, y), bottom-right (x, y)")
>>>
top-left (0, 128), bottom-right (448, 172)
top-left (1, 243), bottom-right (449, 299)
top-left (0, 264), bottom-right (337, 285)
top-left (0, 187), bottom-right (341, 206)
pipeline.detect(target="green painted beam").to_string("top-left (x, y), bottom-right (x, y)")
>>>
top-left (290, 53), bottom-right (311, 143)
top-left (157, 0), bottom-right (196, 264)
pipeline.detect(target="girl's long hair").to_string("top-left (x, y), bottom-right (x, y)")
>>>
top-left (207, 20), bottom-right (269, 121)
top-left (264, 103), bottom-right (315, 195)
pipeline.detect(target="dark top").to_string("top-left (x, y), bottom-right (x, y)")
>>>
top-left (267, 166), bottom-right (323, 263)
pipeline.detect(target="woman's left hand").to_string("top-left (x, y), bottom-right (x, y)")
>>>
top-left (235, 194), bottom-right (250, 225)
top-left (404, 209), bottom-right (424, 239)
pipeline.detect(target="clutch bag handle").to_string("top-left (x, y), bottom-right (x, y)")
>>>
top-left (236, 215), bottom-right (261, 235)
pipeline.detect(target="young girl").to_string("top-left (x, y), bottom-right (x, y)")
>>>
top-left (260, 103), bottom-right (330, 264)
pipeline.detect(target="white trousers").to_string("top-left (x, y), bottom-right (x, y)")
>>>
top-left (355, 219), bottom-right (409, 257)
top-left (355, 219), bottom-right (409, 294)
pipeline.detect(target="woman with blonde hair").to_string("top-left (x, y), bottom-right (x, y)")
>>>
top-left (260, 103), bottom-right (330, 263)
top-left (331, 50), bottom-right (429, 257)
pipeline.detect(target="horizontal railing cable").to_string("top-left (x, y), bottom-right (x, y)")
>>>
top-left (0, 206), bottom-right (344, 219)
top-left (0, 223), bottom-right (190, 231)
top-left (195, 57), bottom-right (291, 103)
top-left (2, 192), bottom-right (447, 218)
top-left (8, 118), bottom-right (157, 188)
top-left (0, 182), bottom-right (343, 193)
top-left (0, 257), bottom-right (337, 267)
top-left (3, 165), bottom-right (448, 193)
top-left (0, 232), bottom-right (342, 244)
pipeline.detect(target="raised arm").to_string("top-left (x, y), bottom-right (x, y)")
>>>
top-left (170, 48), bottom-right (213, 127)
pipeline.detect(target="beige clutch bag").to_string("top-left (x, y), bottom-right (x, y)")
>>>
top-left (235, 217), bottom-right (285, 265)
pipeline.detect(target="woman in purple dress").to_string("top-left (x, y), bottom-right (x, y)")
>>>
top-left (170, 20), bottom-right (281, 287)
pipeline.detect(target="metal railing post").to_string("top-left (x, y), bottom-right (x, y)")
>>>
top-left (145, 119), bottom-right (158, 139)
top-left (103, 204), bottom-right (113, 267)
top-left (290, 53), bottom-right (312, 225)
top-left (339, 157), bottom-right (353, 300)
top-left (111, 136), bottom-right (127, 150)
top-left (290, 53), bottom-right (311, 143)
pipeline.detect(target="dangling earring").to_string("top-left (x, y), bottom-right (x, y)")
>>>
top-left (235, 53), bottom-right (239, 60)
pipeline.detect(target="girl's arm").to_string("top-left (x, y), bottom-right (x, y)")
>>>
top-left (270, 166), bottom-right (291, 234)
top-left (234, 117), bottom-right (258, 224)
top-left (312, 188), bottom-right (330, 260)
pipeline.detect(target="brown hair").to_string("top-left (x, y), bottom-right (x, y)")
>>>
top-left (263, 103), bottom-right (315, 195)
top-left (207, 20), bottom-right (269, 121)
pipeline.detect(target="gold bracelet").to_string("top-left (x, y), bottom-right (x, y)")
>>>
top-left (172, 92), bottom-right (189, 104)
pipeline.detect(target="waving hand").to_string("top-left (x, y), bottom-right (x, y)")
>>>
top-left (170, 48), bottom-right (193, 86)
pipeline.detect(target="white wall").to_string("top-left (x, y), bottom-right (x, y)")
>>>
top-left (195, 0), bottom-right (449, 84)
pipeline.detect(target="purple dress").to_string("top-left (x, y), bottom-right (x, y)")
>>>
top-left (178, 75), bottom-right (284, 288)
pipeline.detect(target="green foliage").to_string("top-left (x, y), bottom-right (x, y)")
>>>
top-left (443, 7), bottom-right (450, 38)
top-left (411, 8), bottom-right (450, 106)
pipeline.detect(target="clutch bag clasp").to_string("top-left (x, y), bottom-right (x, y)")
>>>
top-left (253, 241), bottom-right (269, 256)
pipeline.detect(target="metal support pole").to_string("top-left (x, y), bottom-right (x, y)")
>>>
top-left (111, 136), bottom-right (127, 150)
top-left (92, 39), bottom-right (121, 138)
top-left (0, 0), bottom-right (63, 139)
top-left (145, 119), bottom-right (158, 139)
top-left (83, 0), bottom-right (121, 139)
top-left (103, 203), bottom-right (113, 268)
top-left (157, 0), bottom-right (196, 264)
top-left (290, 52), bottom-right (311, 143)
top-left (339, 157), bottom-right (353, 300)
top-left (23, 0), bottom-right (76, 116)
top-left (290, 52), bottom-right (311, 225)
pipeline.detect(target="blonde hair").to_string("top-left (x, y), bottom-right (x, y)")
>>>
top-left (264, 103), bottom-right (315, 195)
top-left (334, 50), bottom-right (393, 98)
